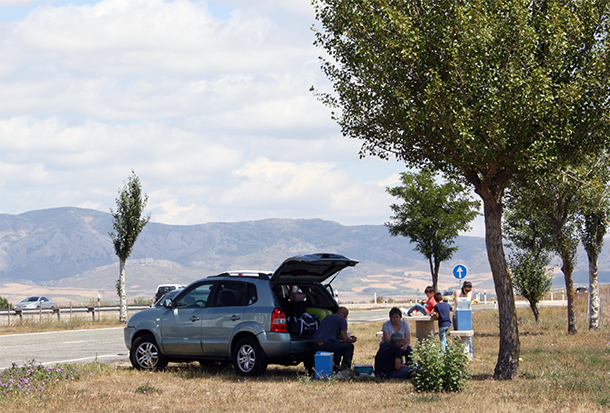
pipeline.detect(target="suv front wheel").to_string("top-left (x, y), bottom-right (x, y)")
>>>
top-left (233, 337), bottom-right (267, 376)
top-left (130, 334), bottom-right (168, 371)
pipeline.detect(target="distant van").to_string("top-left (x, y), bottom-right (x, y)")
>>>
top-left (154, 284), bottom-right (186, 303)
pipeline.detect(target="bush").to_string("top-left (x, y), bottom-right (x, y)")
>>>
top-left (411, 336), bottom-right (470, 392)
top-left (133, 298), bottom-right (153, 306)
top-left (0, 360), bottom-right (81, 396)
top-left (0, 296), bottom-right (10, 310)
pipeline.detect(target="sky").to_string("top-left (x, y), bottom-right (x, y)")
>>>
top-left (0, 0), bottom-right (484, 235)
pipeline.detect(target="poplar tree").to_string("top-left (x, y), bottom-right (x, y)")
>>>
top-left (110, 171), bottom-right (150, 323)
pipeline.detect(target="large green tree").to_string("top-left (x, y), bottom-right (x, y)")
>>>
top-left (110, 171), bottom-right (150, 323)
top-left (313, 0), bottom-right (609, 379)
top-left (386, 168), bottom-right (480, 292)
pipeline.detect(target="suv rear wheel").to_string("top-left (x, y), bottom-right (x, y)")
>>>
top-left (130, 334), bottom-right (168, 371)
top-left (233, 337), bottom-right (267, 376)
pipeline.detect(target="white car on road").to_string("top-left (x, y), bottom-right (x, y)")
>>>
top-left (14, 296), bottom-right (55, 310)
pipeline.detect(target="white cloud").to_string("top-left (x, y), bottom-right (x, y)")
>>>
top-left (0, 0), bottom-right (407, 228)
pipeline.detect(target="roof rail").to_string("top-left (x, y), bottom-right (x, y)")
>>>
top-left (211, 271), bottom-right (272, 280)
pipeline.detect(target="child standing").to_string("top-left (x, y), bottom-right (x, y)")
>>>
top-left (430, 292), bottom-right (453, 351)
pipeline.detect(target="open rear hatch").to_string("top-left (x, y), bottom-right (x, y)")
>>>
top-left (270, 253), bottom-right (358, 286)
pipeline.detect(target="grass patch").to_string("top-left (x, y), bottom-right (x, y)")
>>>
top-left (0, 319), bottom-right (124, 335)
top-left (0, 300), bottom-right (608, 411)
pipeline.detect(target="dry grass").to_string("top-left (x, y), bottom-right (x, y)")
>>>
top-left (1, 296), bottom-right (609, 412)
top-left (0, 318), bottom-right (124, 335)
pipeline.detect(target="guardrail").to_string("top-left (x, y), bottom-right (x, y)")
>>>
top-left (0, 304), bottom-right (151, 325)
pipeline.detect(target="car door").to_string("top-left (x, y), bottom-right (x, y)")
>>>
top-left (160, 281), bottom-right (214, 356)
top-left (201, 281), bottom-right (246, 357)
top-left (40, 297), bottom-right (52, 309)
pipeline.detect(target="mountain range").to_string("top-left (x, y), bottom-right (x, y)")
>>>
top-left (0, 207), bottom-right (607, 304)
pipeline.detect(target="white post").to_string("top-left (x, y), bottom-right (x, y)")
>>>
top-left (374, 292), bottom-right (377, 304)
top-left (484, 290), bottom-right (487, 305)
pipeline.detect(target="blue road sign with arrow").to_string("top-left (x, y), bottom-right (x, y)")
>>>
top-left (453, 265), bottom-right (468, 279)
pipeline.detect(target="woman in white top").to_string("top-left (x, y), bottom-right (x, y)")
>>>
top-left (381, 307), bottom-right (412, 362)
top-left (454, 281), bottom-right (473, 306)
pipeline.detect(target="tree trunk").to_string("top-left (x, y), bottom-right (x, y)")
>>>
top-left (481, 192), bottom-right (520, 380)
top-left (429, 257), bottom-right (440, 292)
top-left (530, 302), bottom-right (540, 323)
top-left (119, 258), bottom-right (127, 323)
top-left (587, 249), bottom-right (600, 330)
top-left (560, 253), bottom-right (577, 334)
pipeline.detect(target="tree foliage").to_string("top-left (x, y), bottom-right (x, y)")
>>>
top-left (386, 168), bottom-right (480, 292)
top-left (109, 170), bottom-right (150, 322)
top-left (509, 251), bottom-right (553, 323)
top-left (506, 153), bottom-right (609, 334)
top-left (504, 208), bottom-right (553, 323)
top-left (110, 171), bottom-right (150, 262)
top-left (313, 0), bottom-right (610, 378)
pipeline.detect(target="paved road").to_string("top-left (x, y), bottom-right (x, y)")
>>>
top-left (0, 327), bottom-right (128, 370)
top-left (1, 301), bottom-right (566, 370)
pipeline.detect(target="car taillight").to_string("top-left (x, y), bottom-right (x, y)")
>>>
top-left (271, 308), bottom-right (287, 332)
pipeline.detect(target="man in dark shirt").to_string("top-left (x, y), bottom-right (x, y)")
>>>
top-left (374, 332), bottom-right (412, 379)
top-left (313, 306), bottom-right (358, 371)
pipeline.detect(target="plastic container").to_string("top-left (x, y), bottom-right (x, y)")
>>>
top-left (314, 351), bottom-right (334, 379)
top-left (353, 364), bottom-right (373, 375)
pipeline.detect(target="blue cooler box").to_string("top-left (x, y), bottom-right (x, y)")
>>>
top-left (455, 298), bottom-right (472, 330)
top-left (455, 309), bottom-right (472, 330)
top-left (314, 351), bottom-right (334, 379)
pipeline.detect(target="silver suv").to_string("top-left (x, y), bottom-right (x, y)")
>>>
top-left (124, 253), bottom-right (357, 376)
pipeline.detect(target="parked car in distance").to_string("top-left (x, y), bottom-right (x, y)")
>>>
top-left (14, 296), bottom-right (55, 310)
top-left (154, 284), bottom-right (186, 302)
top-left (442, 290), bottom-right (454, 303)
top-left (575, 287), bottom-right (588, 295)
top-left (125, 253), bottom-right (358, 376)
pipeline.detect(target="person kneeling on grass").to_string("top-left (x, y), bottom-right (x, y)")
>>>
top-left (430, 292), bottom-right (453, 351)
top-left (374, 332), bottom-right (413, 379)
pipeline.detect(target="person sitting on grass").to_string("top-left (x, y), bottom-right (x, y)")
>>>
top-left (406, 286), bottom-right (436, 316)
top-left (430, 292), bottom-right (453, 351)
top-left (374, 332), bottom-right (413, 379)
top-left (380, 307), bottom-right (412, 363)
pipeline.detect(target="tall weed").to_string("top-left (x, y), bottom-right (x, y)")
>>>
top-left (411, 336), bottom-right (470, 392)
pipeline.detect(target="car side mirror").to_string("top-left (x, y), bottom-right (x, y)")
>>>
top-left (162, 298), bottom-right (174, 309)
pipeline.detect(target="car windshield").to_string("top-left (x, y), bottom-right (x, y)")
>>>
top-left (21, 297), bottom-right (39, 302)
